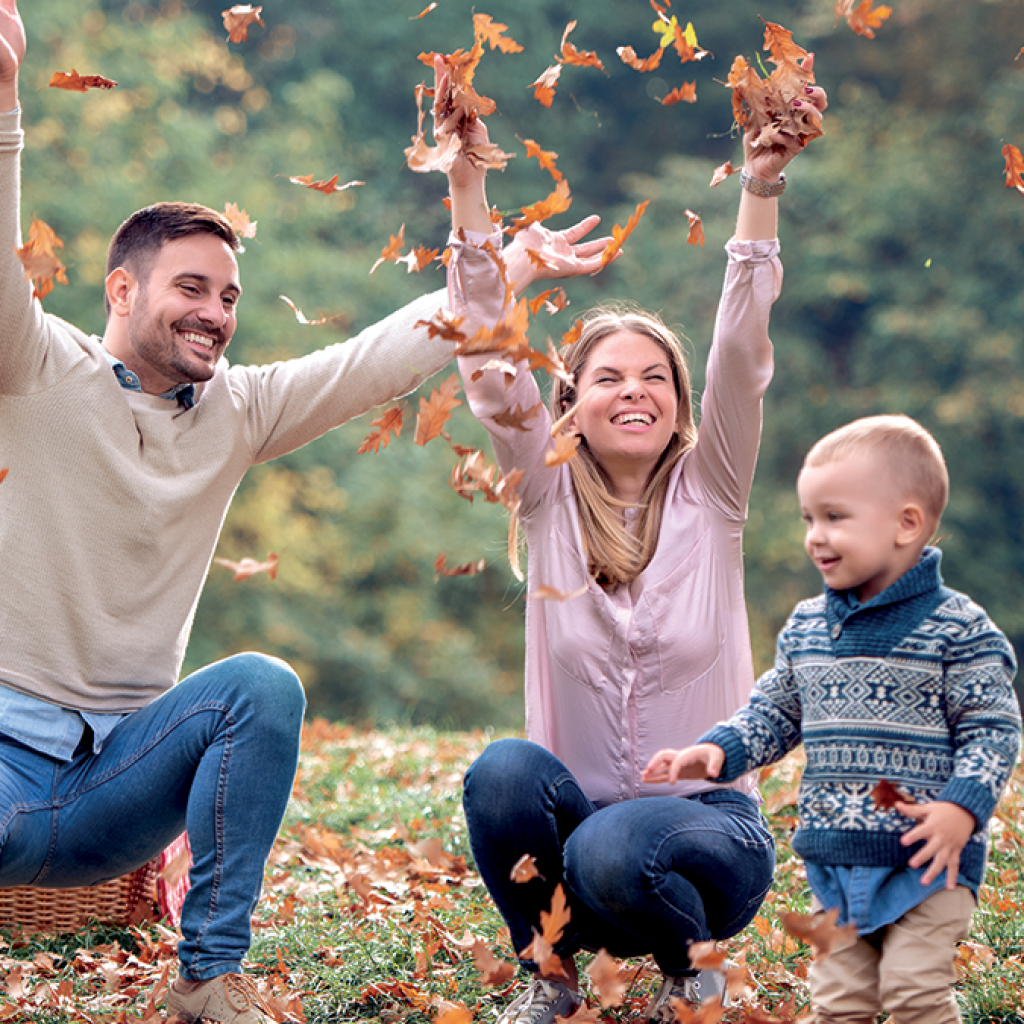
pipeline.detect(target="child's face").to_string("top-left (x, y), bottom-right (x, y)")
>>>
top-left (797, 453), bottom-right (917, 602)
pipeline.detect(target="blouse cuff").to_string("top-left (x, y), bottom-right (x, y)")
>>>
top-left (725, 236), bottom-right (781, 263)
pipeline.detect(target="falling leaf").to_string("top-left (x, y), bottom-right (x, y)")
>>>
top-left (836, 0), bottom-right (892, 38)
top-left (0, 468), bottom-right (8, 483)
top-left (223, 202), bottom-right (257, 239)
top-left (528, 287), bottom-right (568, 316)
top-left (688, 941), bottom-right (727, 972)
top-left (396, 245), bottom-right (440, 274)
top-left (709, 160), bottom-right (737, 187)
top-left (545, 430), bottom-right (580, 467)
top-left (358, 406), bottom-right (405, 454)
top-left (530, 581), bottom-right (590, 601)
top-left (470, 358), bottom-right (518, 387)
top-left (278, 295), bottom-right (347, 326)
top-left (510, 854), bottom-right (544, 883)
top-left (415, 309), bottom-right (468, 342)
top-left (473, 13), bottom-right (524, 54)
top-left (557, 21), bottom-right (605, 72)
top-left (780, 908), bottom-right (858, 960)
top-left (530, 64), bottom-right (561, 107)
top-left (540, 884), bottom-right (571, 944)
top-left (470, 940), bottom-right (516, 986)
top-left (617, 45), bottom-right (664, 72)
top-left (586, 950), bottom-right (636, 1008)
top-left (521, 138), bottom-right (563, 182)
top-left (222, 4), bottom-right (263, 43)
top-left (507, 179), bottom-right (573, 238)
top-left (288, 173), bottom-right (365, 195)
top-left (492, 402), bottom-right (543, 432)
top-left (434, 553), bottom-right (487, 579)
top-left (371, 225), bottom-right (407, 274)
top-left (870, 778), bottom-right (917, 810)
top-left (213, 553), bottom-right (279, 581)
top-left (415, 374), bottom-right (463, 446)
top-left (684, 209), bottom-right (704, 247)
top-left (48, 70), bottom-right (117, 92)
top-left (15, 217), bottom-right (68, 301)
top-left (599, 199), bottom-right (651, 269)
top-left (412, 3), bottom-right (438, 18)
top-left (662, 82), bottom-right (697, 105)
top-left (1003, 144), bottom-right (1024, 195)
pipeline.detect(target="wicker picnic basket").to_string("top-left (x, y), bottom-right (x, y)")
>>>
top-left (0, 832), bottom-right (190, 935)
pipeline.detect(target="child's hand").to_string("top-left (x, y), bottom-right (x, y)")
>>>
top-left (897, 800), bottom-right (976, 890)
top-left (642, 743), bottom-right (725, 785)
top-left (503, 217), bottom-right (612, 296)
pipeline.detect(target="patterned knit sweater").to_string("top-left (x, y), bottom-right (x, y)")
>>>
top-left (701, 548), bottom-right (1021, 885)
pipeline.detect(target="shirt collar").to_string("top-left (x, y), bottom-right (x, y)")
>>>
top-left (826, 546), bottom-right (944, 623)
top-left (102, 348), bottom-right (195, 410)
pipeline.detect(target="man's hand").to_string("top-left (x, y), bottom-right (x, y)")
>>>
top-left (642, 743), bottom-right (725, 785)
top-left (503, 216), bottom-right (613, 296)
top-left (0, 0), bottom-right (25, 108)
top-left (897, 799), bottom-right (976, 890)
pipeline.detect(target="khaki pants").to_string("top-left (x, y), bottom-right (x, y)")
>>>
top-left (808, 886), bottom-right (975, 1024)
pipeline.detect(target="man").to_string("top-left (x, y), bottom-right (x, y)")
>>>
top-left (0, 2), bottom-right (606, 1021)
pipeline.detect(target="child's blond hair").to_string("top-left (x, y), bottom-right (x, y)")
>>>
top-left (803, 414), bottom-right (949, 523)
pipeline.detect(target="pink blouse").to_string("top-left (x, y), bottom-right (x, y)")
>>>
top-left (449, 232), bottom-right (782, 807)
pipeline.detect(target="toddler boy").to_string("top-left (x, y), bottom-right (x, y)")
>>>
top-left (644, 414), bottom-right (1021, 1023)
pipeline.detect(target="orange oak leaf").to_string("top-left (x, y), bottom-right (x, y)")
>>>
top-left (492, 402), bottom-right (543, 432)
top-left (540, 883), bottom-right (572, 944)
top-left (685, 209), bottom-right (705, 247)
top-left (510, 853), bottom-right (545, 882)
top-left (357, 406), bottom-right (404, 454)
top-left (1003, 144), bottom-right (1024, 195)
top-left (558, 21), bottom-right (605, 72)
top-left (599, 199), bottom-right (651, 269)
top-left (470, 358), bottom-right (518, 387)
top-left (371, 225), bottom-right (407, 274)
top-left (871, 778), bottom-right (917, 810)
top-left (521, 138), bottom-right (563, 182)
top-left (222, 4), bottom-right (263, 43)
top-left (415, 374), bottom-right (463, 446)
top-left (586, 950), bottom-right (632, 1009)
top-left (662, 82), bottom-right (697, 105)
top-left (530, 581), bottom-right (590, 601)
top-left (528, 287), bottom-right (568, 316)
top-left (473, 13), bottom-right (524, 54)
top-left (780, 908), bottom-right (858, 960)
top-left (434, 553), bottom-right (487, 579)
top-left (545, 430), bottom-right (580, 467)
top-left (213, 553), bottom-right (279, 581)
top-left (687, 941), bottom-right (727, 972)
top-left (0, 467), bottom-right (8, 483)
top-left (530, 65), bottom-right (561, 107)
top-left (223, 202), bottom-right (257, 239)
top-left (617, 45), bottom-right (664, 72)
top-left (414, 308), bottom-right (468, 342)
top-left (412, 3), bottom-right (438, 18)
top-left (278, 295), bottom-right (347, 326)
top-left (435, 1006), bottom-right (474, 1024)
top-left (288, 173), bottom-right (365, 195)
top-left (395, 245), bottom-right (440, 274)
top-left (836, 0), bottom-right (892, 38)
top-left (709, 160), bottom-right (737, 187)
top-left (561, 319), bottom-right (583, 347)
top-left (15, 217), bottom-right (68, 301)
top-left (48, 70), bottom-right (117, 92)
top-left (470, 940), bottom-right (515, 986)
top-left (507, 179), bottom-right (573, 238)
top-left (457, 297), bottom-right (531, 356)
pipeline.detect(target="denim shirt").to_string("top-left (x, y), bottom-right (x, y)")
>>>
top-left (0, 352), bottom-right (188, 760)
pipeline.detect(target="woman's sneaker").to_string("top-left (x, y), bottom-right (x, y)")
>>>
top-left (496, 977), bottom-right (583, 1024)
top-left (645, 969), bottom-right (727, 1021)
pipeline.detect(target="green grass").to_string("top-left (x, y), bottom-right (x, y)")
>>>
top-left (2, 722), bottom-right (1023, 1022)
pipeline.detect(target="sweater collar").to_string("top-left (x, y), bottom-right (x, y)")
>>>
top-left (826, 546), bottom-right (944, 625)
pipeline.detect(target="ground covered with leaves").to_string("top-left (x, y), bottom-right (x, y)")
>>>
top-left (1, 721), bottom-right (1022, 1023)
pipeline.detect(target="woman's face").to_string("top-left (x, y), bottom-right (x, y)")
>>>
top-left (572, 330), bottom-right (679, 491)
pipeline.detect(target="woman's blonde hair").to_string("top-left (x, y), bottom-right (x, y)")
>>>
top-left (513, 304), bottom-right (697, 588)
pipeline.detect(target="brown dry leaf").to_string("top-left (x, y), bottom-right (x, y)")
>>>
top-left (870, 778), bottom-right (916, 810)
top-left (493, 402), bottom-right (543, 432)
top-left (599, 199), bottom-right (651, 269)
top-left (412, 3), bottom-right (438, 18)
top-left (469, 359), bottom-right (517, 389)
top-left (223, 202), bottom-right (257, 239)
top-left (222, 4), bottom-right (263, 43)
top-left (1003, 144), bottom-right (1024, 195)
top-left (279, 295), bottom-right (347, 326)
top-left (15, 217), bottom-right (68, 301)
top-left (530, 64), bottom-right (561, 107)
top-left (415, 374), bottom-right (463, 446)
top-left (371, 225), bottom-right (407, 274)
top-left (557, 21), bottom-right (605, 72)
top-left (545, 431), bottom-right (580, 467)
top-left (508, 179), bottom-right (574, 238)
top-left (396, 245), bottom-right (440, 274)
top-left (358, 406), bottom-right (404, 454)
top-left (435, 1005), bottom-right (475, 1024)
top-left (213, 553), bottom-right (279, 581)
top-left (836, 0), bottom-right (892, 38)
top-left (530, 581), bottom-right (590, 601)
top-left (456, 297), bottom-right (531, 357)
top-left (585, 949), bottom-right (630, 1008)
top-left (288, 173), bottom-right (365, 195)
top-left (510, 853), bottom-right (545, 883)
top-left (434, 553), bottom-right (487, 579)
top-left (528, 287), bottom-right (569, 316)
top-left (662, 82), bottom-right (697, 105)
top-left (684, 209), bottom-right (704, 247)
top-left (470, 940), bottom-right (516, 986)
top-left (415, 309), bottom-right (468, 342)
top-left (709, 160), bottom-right (737, 187)
top-left (687, 941), bottom-right (726, 971)
top-left (0, 468), bottom-right (8, 483)
top-left (522, 138), bottom-right (563, 182)
top-left (48, 69), bottom-right (117, 91)
top-left (780, 908), bottom-right (858, 960)
top-left (617, 45), bottom-right (664, 72)
top-left (474, 13), bottom-right (524, 54)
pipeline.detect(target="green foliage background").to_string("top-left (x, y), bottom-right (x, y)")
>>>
top-left (17, 0), bottom-right (1024, 726)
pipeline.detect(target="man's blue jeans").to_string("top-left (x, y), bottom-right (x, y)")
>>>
top-left (463, 738), bottom-right (775, 976)
top-left (0, 652), bottom-right (304, 980)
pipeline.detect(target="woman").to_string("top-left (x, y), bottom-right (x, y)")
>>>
top-left (444, 68), bottom-right (827, 1024)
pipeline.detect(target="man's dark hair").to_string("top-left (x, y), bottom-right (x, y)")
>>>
top-left (104, 202), bottom-right (241, 314)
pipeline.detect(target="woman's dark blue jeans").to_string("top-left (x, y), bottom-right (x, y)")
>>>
top-left (462, 738), bottom-right (774, 976)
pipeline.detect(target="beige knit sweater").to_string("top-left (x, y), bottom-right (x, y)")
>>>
top-left (0, 109), bottom-right (462, 712)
